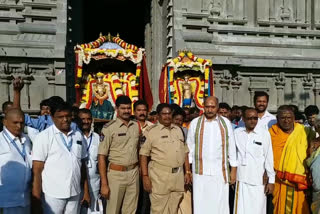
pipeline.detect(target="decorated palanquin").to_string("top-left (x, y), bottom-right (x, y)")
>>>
top-left (159, 51), bottom-right (214, 111)
top-left (74, 34), bottom-right (153, 120)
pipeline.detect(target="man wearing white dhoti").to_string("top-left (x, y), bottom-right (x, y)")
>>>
top-left (187, 96), bottom-right (238, 214)
top-left (233, 108), bottom-right (275, 214)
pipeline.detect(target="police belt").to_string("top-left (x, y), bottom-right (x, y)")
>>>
top-left (152, 162), bottom-right (182, 173)
top-left (109, 163), bottom-right (138, 172)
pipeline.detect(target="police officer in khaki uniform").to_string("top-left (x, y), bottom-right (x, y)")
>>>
top-left (98, 96), bottom-right (140, 214)
top-left (140, 103), bottom-right (192, 214)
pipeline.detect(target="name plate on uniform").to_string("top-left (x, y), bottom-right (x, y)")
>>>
top-left (161, 135), bottom-right (168, 138)
top-left (77, 140), bottom-right (82, 145)
top-left (254, 141), bottom-right (262, 145)
top-left (118, 133), bottom-right (126, 136)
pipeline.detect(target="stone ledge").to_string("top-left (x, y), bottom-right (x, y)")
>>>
top-left (18, 23), bottom-right (56, 34)
top-left (22, 1), bottom-right (57, 8)
top-left (206, 25), bottom-right (320, 36)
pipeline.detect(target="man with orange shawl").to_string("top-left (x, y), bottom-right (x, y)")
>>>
top-left (269, 105), bottom-right (315, 214)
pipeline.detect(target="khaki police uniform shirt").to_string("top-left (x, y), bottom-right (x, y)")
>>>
top-left (139, 123), bottom-right (189, 168)
top-left (140, 121), bottom-right (154, 133)
top-left (98, 118), bottom-right (139, 166)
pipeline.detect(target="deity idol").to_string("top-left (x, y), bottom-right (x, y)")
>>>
top-left (90, 72), bottom-right (114, 119)
top-left (181, 75), bottom-right (193, 107)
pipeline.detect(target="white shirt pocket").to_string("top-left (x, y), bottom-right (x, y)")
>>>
top-left (251, 140), bottom-right (263, 158)
top-left (72, 141), bottom-right (83, 159)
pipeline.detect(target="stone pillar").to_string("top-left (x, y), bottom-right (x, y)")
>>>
top-left (303, 74), bottom-right (313, 107)
top-left (21, 76), bottom-right (32, 110)
top-left (315, 0), bottom-right (320, 24)
top-left (0, 76), bottom-right (12, 103)
top-left (214, 74), bottom-right (222, 99)
top-left (275, 73), bottom-right (285, 106)
top-left (314, 79), bottom-right (320, 106)
top-left (46, 76), bottom-right (56, 98)
top-left (296, 0), bottom-right (305, 23)
top-left (219, 70), bottom-right (231, 103)
top-left (257, 0), bottom-right (269, 21)
top-left (226, 0), bottom-right (233, 18)
top-left (249, 89), bottom-right (255, 107)
top-left (167, 0), bottom-right (174, 59)
top-left (291, 77), bottom-right (298, 106)
top-left (220, 80), bottom-right (229, 103)
top-left (231, 72), bottom-right (242, 106)
top-left (269, 0), bottom-right (276, 21)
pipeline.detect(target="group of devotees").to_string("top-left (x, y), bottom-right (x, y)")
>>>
top-left (1, 78), bottom-right (320, 214)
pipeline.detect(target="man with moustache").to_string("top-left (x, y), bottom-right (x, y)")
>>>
top-left (77, 108), bottom-right (101, 214)
top-left (32, 102), bottom-right (90, 214)
top-left (134, 100), bottom-right (153, 214)
top-left (238, 92), bottom-right (276, 130)
top-left (140, 103), bottom-right (191, 213)
top-left (233, 108), bottom-right (275, 214)
top-left (0, 109), bottom-right (32, 214)
top-left (187, 96), bottom-right (237, 214)
top-left (98, 96), bottom-right (140, 213)
top-left (134, 100), bottom-right (153, 133)
top-left (254, 92), bottom-right (277, 129)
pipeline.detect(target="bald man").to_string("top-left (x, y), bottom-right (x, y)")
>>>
top-left (0, 109), bottom-right (32, 214)
top-left (187, 97), bottom-right (237, 214)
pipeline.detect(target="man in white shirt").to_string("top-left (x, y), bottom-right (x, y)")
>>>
top-left (32, 102), bottom-right (90, 214)
top-left (238, 91), bottom-right (276, 130)
top-left (187, 96), bottom-right (237, 214)
top-left (77, 108), bottom-right (101, 214)
top-left (254, 91), bottom-right (277, 130)
top-left (234, 108), bottom-right (275, 214)
top-left (0, 109), bottom-right (32, 214)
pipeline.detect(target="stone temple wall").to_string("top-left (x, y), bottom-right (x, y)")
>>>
top-left (0, 0), bottom-right (320, 112)
top-left (171, 0), bottom-right (320, 112)
top-left (0, 0), bottom-right (66, 113)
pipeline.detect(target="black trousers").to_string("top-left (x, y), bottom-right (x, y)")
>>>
top-left (136, 178), bottom-right (151, 214)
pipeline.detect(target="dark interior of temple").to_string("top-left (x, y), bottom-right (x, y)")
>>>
top-left (66, 0), bottom-right (150, 102)
top-left (82, 0), bottom-right (149, 47)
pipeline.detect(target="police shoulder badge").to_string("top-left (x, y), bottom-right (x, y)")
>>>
top-left (139, 135), bottom-right (146, 144)
top-left (100, 133), bottom-right (105, 142)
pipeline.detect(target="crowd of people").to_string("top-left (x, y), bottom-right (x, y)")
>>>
top-left (1, 77), bottom-right (320, 214)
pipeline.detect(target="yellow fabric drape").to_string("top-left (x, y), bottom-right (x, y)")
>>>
top-left (269, 123), bottom-right (312, 214)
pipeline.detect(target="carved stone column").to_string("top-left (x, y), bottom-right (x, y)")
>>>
top-left (249, 88), bottom-right (255, 107)
top-left (214, 73), bottom-right (221, 99)
top-left (275, 73), bottom-right (285, 106)
top-left (291, 77), bottom-right (298, 106)
top-left (313, 78), bottom-right (320, 106)
top-left (0, 76), bottom-right (12, 102)
top-left (269, 0), bottom-right (276, 21)
top-left (0, 63), bottom-right (13, 102)
top-left (231, 72), bottom-right (242, 106)
top-left (302, 73), bottom-right (313, 107)
top-left (166, 0), bottom-right (173, 59)
top-left (45, 67), bottom-right (56, 98)
top-left (220, 80), bottom-right (230, 103)
top-left (21, 77), bottom-right (32, 109)
top-left (219, 70), bottom-right (231, 103)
